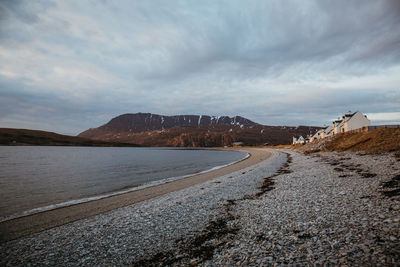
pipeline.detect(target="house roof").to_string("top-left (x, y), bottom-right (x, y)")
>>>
top-left (325, 125), bottom-right (333, 133)
top-left (344, 111), bottom-right (357, 117)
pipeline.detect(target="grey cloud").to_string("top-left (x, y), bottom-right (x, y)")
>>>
top-left (0, 0), bottom-right (39, 24)
top-left (0, 0), bottom-right (399, 134)
top-left (128, 0), bottom-right (400, 87)
top-left (0, 0), bottom-right (55, 24)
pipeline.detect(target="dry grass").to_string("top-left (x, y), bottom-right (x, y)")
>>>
top-left (323, 128), bottom-right (400, 153)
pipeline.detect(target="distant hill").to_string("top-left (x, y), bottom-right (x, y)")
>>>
top-left (79, 113), bottom-right (320, 147)
top-left (0, 128), bottom-right (140, 147)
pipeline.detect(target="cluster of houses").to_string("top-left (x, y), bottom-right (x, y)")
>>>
top-left (293, 111), bottom-right (370, 144)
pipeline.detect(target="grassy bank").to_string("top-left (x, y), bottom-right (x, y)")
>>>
top-left (298, 128), bottom-right (400, 154)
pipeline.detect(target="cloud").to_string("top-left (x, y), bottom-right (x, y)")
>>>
top-left (366, 112), bottom-right (400, 125)
top-left (0, 0), bottom-right (399, 134)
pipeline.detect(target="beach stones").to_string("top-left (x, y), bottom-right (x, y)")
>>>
top-left (1, 150), bottom-right (399, 266)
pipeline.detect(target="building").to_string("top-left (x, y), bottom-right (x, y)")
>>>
top-left (292, 136), bottom-right (297, 144)
top-left (308, 126), bottom-right (332, 142)
top-left (333, 118), bottom-right (343, 135)
top-left (339, 111), bottom-right (370, 133)
top-left (293, 136), bottom-right (305, 144)
top-left (311, 130), bottom-right (322, 141)
top-left (297, 136), bottom-right (305, 144)
top-left (232, 141), bottom-right (244, 147)
top-left (296, 111), bottom-right (370, 144)
top-left (326, 111), bottom-right (370, 137)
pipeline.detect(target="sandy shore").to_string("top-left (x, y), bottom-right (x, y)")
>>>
top-left (0, 148), bottom-right (271, 242)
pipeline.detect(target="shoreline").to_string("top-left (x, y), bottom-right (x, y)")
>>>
top-left (2, 150), bottom-right (399, 265)
top-left (0, 148), bottom-right (272, 243)
top-left (0, 150), bottom-right (249, 223)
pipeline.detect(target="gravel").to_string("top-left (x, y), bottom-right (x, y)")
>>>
top-left (1, 149), bottom-right (399, 266)
top-left (0, 149), bottom-right (285, 266)
top-left (210, 150), bottom-right (400, 266)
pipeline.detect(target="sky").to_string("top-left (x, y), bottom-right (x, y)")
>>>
top-left (0, 0), bottom-right (400, 135)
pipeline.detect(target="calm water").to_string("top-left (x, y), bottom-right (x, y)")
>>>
top-left (0, 146), bottom-right (247, 219)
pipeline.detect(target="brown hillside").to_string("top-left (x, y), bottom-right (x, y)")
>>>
top-left (81, 124), bottom-right (319, 147)
top-left (79, 113), bottom-right (258, 138)
top-left (79, 112), bottom-right (320, 147)
top-left (299, 128), bottom-right (400, 153)
top-left (324, 128), bottom-right (400, 153)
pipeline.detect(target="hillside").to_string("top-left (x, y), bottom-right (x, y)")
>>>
top-left (0, 128), bottom-right (140, 147)
top-left (79, 113), bottom-right (258, 138)
top-left (78, 113), bottom-right (320, 147)
top-left (298, 128), bottom-right (400, 154)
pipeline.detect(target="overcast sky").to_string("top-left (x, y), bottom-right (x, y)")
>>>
top-left (1, 0), bottom-right (399, 135)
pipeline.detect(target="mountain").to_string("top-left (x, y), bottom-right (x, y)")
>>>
top-left (79, 113), bottom-right (257, 138)
top-left (0, 128), bottom-right (140, 147)
top-left (79, 113), bottom-right (319, 147)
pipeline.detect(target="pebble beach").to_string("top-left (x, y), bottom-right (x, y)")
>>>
top-left (1, 148), bottom-right (399, 266)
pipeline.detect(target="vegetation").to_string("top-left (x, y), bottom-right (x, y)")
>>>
top-left (299, 128), bottom-right (400, 153)
top-left (0, 128), bottom-right (139, 147)
top-left (324, 128), bottom-right (400, 153)
top-left (81, 125), bottom-right (319, 147)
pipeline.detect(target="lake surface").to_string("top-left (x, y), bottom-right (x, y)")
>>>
top-left (0, 146), bottom-right (247, 220)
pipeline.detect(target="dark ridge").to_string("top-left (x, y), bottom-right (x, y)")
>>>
top-left (0, 128), bottom-right (139, 147)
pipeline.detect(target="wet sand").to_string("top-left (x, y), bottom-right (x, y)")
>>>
top-left (0, 148), bottom-right (271, 243)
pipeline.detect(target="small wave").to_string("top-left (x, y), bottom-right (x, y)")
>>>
top-left (0, 152), bottom-right (249, 223)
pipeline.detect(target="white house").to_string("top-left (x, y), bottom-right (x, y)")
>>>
top-left (317, 125), bottom-right (333, 139)
top-left (323, 111), bottom-right (370, 137)
top-left (339, 111), bottom-right (370, 133)
top-left (292, 111), bottom-right (370, 144)
top-left (311, 130), bottom-right (322, 142)
top-left (333, 118), bottom-right (343, 135)
top-left (232, 141), bottom-right (244, 146)
top-left (297, 136), bottom-right (305, 144)
top-left (325, 125), bottom-right (334, 136)
top-left (293, 136), bottom-right (305, 144)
